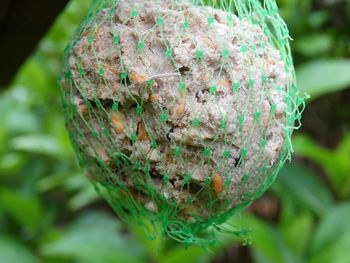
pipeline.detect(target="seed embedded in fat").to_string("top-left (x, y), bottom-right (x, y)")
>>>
top-left (148, 93), bottom-right (158, 102)
top-left (176, 102), bottom-right (186, 118)
top-left (111, 111), bottom-right (126, 134)
top-left (138, 122), bottom-right (149, 141)
top-left (129, 72), bottom-right (148, 84)
top-left (211, 173), bottom-right (224, 194)
top-left (172, 98), bottom-right (186, 119)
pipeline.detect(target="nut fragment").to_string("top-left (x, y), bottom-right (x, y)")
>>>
top-left (172, 99), bottom-right (186, 119)
top-left (148, 93), bottom-right (158, 102)
top-left (200, 72), bottom-right (210, 81)
top-left (129, 72), bottom-right (148, 84)
top-left (111, 111), bottom-right (126, 134)
top-left (179, 190), bottom-right (188, 204)
top-left (204, 39), bottom-right (217, 51)
top-left (78, 104), bottom-right (88, 115)
top-left (94, 142), bottom-right (110, 162)
top-left (217, 79), bottom-right (231, 89)
top-left (137, 122), bottom-right (149, 141)
top-left (211, 173), bottom-right (224, 194)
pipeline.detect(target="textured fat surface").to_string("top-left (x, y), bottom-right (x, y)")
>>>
top-left (64, 0), bottom-right (288, 219)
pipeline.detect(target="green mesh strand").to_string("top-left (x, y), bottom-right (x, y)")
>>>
top-left (60, 0), bottom-right (306, 246)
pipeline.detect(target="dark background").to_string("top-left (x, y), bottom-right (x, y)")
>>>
top-left (0, 0), bottom-right (68, 86)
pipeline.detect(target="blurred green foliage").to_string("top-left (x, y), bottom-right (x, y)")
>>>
top-left (0, 0), bottom-right (349, 262)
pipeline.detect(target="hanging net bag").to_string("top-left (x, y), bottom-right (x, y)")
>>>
top-left (60, 0), bottom-right (305, 245)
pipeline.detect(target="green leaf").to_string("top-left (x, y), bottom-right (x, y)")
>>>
top-left (307, 11), bottom-right (329, 29)
top-left (0, 236), bottom-right (40, 263)
top-left (6, 106), bottom-right (41, 135)
top-left (279, 210), bottom-right (313, 259)
top-left (294, 34), bottom-right (333, 57)
top-left (309, 202), bottom-right (350, 263)
top-left (36, 172), bottom-right (72, 192)
top-left (160, 245), bottom-right (210, 263)
top-left (252, 249), bottom-right (274, 263)
top-left (68, 185), bottom-right (99, 210)
top-left (0, 153), bottom-right (26, 175)
top-left (297, 59), bottom-right (350, 100)
top-left (273, 163), bottom-right (333, 216)
top-left (10, 135), bottom-right (66, 159)
top-left (41, 212), bottom-right (145, 263)
top-left (293, 135), bottom-right (332, 163)
top-left (293, 134), bottom-right (350, 198)
top-left (0, 188), bottom-right (42, 233)
top-left (310, 234), bottom-right (350, 263)
top-left (233, 216), bottom-right (298, 263)
top-left (129, 222), bottom-right (165, 261)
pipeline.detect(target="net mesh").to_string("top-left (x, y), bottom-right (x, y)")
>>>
top-left (60, 0), bottom-right (306, 246)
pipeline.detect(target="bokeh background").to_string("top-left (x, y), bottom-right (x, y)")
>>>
top-left (1, 0), bottom-right (350, 262)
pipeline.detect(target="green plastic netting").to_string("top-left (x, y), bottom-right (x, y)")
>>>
top-left (60, 0), bottom-right (306, 246)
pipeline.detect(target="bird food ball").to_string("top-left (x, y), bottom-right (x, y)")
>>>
top-left (61, 0), bottom-right (304, 243)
